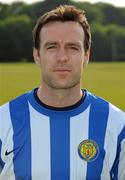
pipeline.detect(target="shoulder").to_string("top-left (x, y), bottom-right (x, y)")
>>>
top-left (108, 103), bottom-right (125, 119)
top-left (87, 91), bottom-right (125, 139)
top-left (0, 90), bottom-right (29, 116)
top-left (86, 90), bottom-right (110, 112)
top-left (0, 90), bottom-right (33, 138)
top-left (0, 90), bottom-right (33, 125)
top-left (108, 103), bottom-right (125, 132)
top-left (87, 90), bottom-right (124, 111)
top-left (0, 90), bottom-right (32, 111)
top-left (86, 90), bottom-right (125, 122)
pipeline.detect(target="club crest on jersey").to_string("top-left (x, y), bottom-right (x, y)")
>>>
top-left (78, 139), bottom-right (99, 162)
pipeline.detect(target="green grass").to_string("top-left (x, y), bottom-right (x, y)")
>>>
top-left (0, 62), bottom-right (125, 111)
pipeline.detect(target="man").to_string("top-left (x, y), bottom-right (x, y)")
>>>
top-left (0, 5), bottom-right (125, 180)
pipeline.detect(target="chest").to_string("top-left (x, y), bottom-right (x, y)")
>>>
top-left (2, 112), bottom-right (115, 180)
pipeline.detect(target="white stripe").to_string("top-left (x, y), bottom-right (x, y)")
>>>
top-left (70, 106), bottom-right (90, 180)
top-left (118, 138), bottom-right (125, 180)
top-left (101, 104), bottom-right (125, 180)
top-left (0, 103), bottom-right (15, 180)
top-left (29, 103), bottom-right (50, 180)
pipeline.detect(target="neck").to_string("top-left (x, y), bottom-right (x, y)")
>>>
top-left (37, 83), bottom-right (83, 108)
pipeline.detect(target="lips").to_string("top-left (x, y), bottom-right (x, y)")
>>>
top-left (53, 68), bottom-right (71, 72)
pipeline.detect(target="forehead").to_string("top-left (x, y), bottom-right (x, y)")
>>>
top-left (40, 21), bottom-right (84, 43)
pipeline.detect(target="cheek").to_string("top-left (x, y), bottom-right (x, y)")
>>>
top-left (40, 51), bottom-right (56, 64)
top-left (40, 58), bottom-right (53, 74)
top-left (72, 63), bottom-right (83, 76)
top-left (73, 56), bottom-right (84, 68)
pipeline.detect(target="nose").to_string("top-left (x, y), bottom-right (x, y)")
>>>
top-left (56, 48), bottom-right (68, 62)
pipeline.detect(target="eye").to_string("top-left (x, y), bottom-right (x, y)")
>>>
top-left (69, 45), bottom-right (80, 51)
top-left (67, 43), bottom-right (81, 51)
top-left (47, 45), bottom-right (57, 49)
top-left (71, 46), bottom-right (79, 50)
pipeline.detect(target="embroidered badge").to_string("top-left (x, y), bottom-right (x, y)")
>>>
top-left (78, 139), bottom-right (99, 162)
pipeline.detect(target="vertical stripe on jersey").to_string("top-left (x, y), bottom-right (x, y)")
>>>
top-left (0, 140), bottom-right (4, 173)
top-left (9, 95), bottom-right (31, 179)
top-left (29, 103), bottom-right (50, 180)
top-left (70, 106), bottom-right (90, 180)
top-left (111, 126), bottom-right (125, 179)
top-left (86, 99), bottom-right (109, 179)
top-left (101, 104), bottom-right (125, 180)
top-left (50, 114), bottom-right (70, 180)
top-left (0, 103), bottom-right (15, 180)
top-left (118, 137), bottom-right (125, 179)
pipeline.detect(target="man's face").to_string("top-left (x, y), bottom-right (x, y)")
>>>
top-left (34, 21), bottom-right (89, 89)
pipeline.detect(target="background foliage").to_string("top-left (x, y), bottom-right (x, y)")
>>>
top-left (0, 0), bottom-right (125, 62)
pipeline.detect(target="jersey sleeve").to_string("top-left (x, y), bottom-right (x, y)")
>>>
top-left (118, 135), bottom-right (125, 180)
top-left (0, 140), bottom-right (3, 173)
top-left (110, 111), bottom-right (125, 180)
top-left (0, 107), bottom-right (4, 173)
top-left (0, 103), bottom-right (11, 174)
top-left (118, 127), bottom-right (125, 180)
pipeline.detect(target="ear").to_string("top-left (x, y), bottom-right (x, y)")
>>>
top-left (33, 48), bottom-right (40, 65)
top-left (84, 49), bottom-right (90, 64)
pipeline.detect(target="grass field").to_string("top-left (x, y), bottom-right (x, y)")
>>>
top-left (0, 62), bottom-right (125, 111)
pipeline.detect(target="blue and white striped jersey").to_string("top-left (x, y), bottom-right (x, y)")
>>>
top-left (0, 89), bottom-right (125, 180)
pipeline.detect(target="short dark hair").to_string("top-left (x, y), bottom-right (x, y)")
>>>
top-left (33, 5), bottom-right (91, 52)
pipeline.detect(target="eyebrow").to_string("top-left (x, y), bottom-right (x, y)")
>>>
top-left (67, 42), bottom-right (81, 47)
top-left (66, 42), bottom-right (83, 50)
top-left (44, 41), bottom-right (82, 48)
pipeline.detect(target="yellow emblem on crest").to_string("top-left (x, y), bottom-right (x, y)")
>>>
top-left (59, 7), bottom-right (65, 14)
top-left (78, 139), bottom-right (99, 162)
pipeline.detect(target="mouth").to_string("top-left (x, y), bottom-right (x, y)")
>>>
top-left (53, 70), bottom-right (71, 76)
top-left (53, 68), bottom-right (71, 72)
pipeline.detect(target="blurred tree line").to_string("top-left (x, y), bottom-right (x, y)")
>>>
top-left (0, 0), bottom-right (125, 62)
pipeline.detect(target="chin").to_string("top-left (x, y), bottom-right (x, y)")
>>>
top-left (49, 81), bottom-right (79, 90)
